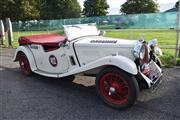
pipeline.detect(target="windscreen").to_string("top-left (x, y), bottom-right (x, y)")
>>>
top-left (64, 24), bottom-right (100, 40)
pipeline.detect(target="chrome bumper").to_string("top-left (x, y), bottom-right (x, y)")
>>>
top-left (151, 73), bottom-right (163, 89)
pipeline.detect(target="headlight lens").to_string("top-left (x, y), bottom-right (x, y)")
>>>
top-left (133, 41), bottom-right (145, 60)
top-left (148, 39), bottom-right (162, 56)
top-left (148, 39), bottom-right (157, 47)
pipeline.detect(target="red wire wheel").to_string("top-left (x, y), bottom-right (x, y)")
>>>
top-left (18, 52), bottom-right (31, 76)
top-left (96, 67), bottom-right (139, 109)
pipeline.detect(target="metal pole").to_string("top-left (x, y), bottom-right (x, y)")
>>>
top-left (6, 18), bottom-right (13, 47)
top-left (0, 20), bottom-right (5, 45)
top-left (174, 0), bottom-right (180, 65)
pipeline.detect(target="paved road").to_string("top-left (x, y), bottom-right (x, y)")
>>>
top-left (0, 47), bottom-right (180, 120)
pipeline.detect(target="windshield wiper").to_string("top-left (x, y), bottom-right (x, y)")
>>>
top-left (71, 25), bottom-right (82, 29)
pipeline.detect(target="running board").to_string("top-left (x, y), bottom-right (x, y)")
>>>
top-left (33, 69), bottom-right (60, 78)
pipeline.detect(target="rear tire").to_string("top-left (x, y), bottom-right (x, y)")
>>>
top-left (18, 52), bottom-right (32, 76)
top-left (96, 67), bottom-right (139, 109)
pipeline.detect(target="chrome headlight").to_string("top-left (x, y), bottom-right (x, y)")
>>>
top-left (148, 39), bottom-right (162, 56)
top-left (133, 41), bottom-right (146, 59)
top-left (148, 39), bottom-right (157, 47)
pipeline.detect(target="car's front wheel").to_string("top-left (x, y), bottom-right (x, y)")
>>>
top-left (96, 67), bottom-right (139, 109)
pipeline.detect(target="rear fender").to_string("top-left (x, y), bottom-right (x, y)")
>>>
top-left (13, 46), bottom-right (37, 71)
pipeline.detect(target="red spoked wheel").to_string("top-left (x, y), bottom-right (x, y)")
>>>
top-left (96, 67), bottom-right (139, 109)
top-left (18, 52), bottom-right (31, 76)
top-left (100, 73), bottom-right (130, 105)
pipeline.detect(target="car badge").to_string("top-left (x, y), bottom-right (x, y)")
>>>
top-left (49, 55), bottom-right (58, 67)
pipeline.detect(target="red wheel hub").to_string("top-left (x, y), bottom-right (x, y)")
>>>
top-left (99, 73), bottom-right (130, 105)
top-left (19, 55), bottom-right (31, 75)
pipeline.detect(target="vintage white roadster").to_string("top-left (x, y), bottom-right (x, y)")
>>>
top-left (13, 24), bottom-right (163, 109)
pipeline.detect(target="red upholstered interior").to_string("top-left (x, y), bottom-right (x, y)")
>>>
top-left (18, 33), bottom-right (66, 47)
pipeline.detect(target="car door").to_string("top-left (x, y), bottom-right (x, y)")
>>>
top-left (30, 45), bottom-right (69, 74)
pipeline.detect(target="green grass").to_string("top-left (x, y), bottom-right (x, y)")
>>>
top-left (3, 29), bottom-right (179, 66)
top-left (105, 29), bottom-right (177, 45)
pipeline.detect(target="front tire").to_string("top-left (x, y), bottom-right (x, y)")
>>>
top-left (96, 67), bottom-right (139, 109)
top-left (18, 52), bottom-right (31, 76)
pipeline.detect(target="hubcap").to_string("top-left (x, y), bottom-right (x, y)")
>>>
top-left (21, 62), bottom-right (25, 67)
top-left (19, 55), bottom-right (30, 75)
top-left (109, 87), bottom-right (116, 95)
top-left (100, 73), bottom-right (130, 105)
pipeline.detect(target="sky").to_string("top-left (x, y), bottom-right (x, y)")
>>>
top-left (77, 0), bottom-right (178, 15)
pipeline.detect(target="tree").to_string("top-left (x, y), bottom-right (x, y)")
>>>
top-left (0, 0), bottom-right (40, 21)
top-left (120, 0), bottom-right (159, 14)
top-left (83, 0), bottom-right (109, 17)
top-left (19, 0), bottom-right (40, 21)
top-left (40, 0), bottom-right (81, 19)
top-left (0, 0), bottom-right (81, 21)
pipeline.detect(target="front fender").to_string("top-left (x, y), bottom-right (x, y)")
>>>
top-left (67, 55), bottom-right (138, 76)
top-left (88, 55), bottom-right (138, 75)
top-left (13, 46), bottom-right (37, 71)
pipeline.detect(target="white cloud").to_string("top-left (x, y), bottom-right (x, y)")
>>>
top-left (107, 0), bottom-right (126, 14)
top-left (156, 0), bottom-right (177, 4)
top-left (78, 0), bottom-right (84, 8)
top-left (107, 0), bottom-right (126, 8)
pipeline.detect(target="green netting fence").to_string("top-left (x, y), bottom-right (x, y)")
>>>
top-left (12, 12), bottom-right (178, 32)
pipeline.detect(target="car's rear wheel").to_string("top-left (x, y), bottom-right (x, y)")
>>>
top-left (96, 67), bottom-right (139, 109)
top-left (18, 52), bottom-right (31, 76)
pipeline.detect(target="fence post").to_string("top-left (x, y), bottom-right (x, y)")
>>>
top-left (174, 0), bottom-right (180, 65)
top-left (0, 20), bottom-right (5, 45)
top-left (6, 18), bottom-right (13, 47)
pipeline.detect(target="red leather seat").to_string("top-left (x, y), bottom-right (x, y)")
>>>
top-left (18, 33), bottom-right (66, 47)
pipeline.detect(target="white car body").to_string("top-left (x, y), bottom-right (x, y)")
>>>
top-left (13, 24), bottom-right (163, 109)
top-left (14, 36), bottom-right (138, 76)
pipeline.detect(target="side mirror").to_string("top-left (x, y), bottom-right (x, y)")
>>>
top-left (99, 31), bottom-right (106, 36)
